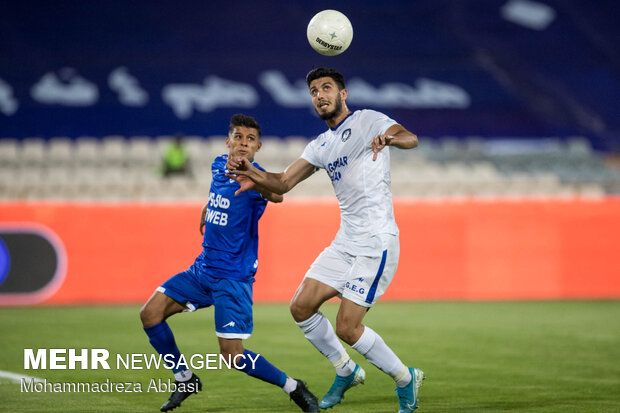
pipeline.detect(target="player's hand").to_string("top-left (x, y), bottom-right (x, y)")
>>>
top-left (226, 156), bottom-right (250, 172)
top-left (226, 157), bottom-right (256, 196)
top-left (371, 134), bottom-right (393, 161)
top-left (226, 174), bottom-right (256, 196)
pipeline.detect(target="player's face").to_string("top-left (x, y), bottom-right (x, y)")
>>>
top-left (309, 77), bottom-right (346, 121)
top-left (226, 126), bottom-right (261, 161)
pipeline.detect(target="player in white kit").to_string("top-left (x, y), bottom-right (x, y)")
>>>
top-left (226, 68), bottom-right (424, 412)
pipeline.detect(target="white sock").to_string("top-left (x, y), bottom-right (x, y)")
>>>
top-left (174, 369), bottom-right (193, 382)
top-left (282, 376), bottom-right (298, 394)
top-left (336, 357), bottom-right (356, 377)
top-left (394, 366), bottom-right (413, 388)
top-left (296, 312), bottom-right (352, 373)
top-left (351, 326), bottom-right (411, 385)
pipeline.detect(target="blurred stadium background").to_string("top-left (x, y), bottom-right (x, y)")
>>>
top-left (1, 0), bottom-right (619, 203)
top-left (1, 0), bottom-right (619, 300)
top-left (1, 0), bottom-right (619, 301)
top-left (1, 1), bottom-right (620, 411)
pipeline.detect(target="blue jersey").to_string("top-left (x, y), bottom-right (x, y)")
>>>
top-left (201, 154), bottom-right (268, 282)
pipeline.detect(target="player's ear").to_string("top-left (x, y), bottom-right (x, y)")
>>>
top-left (340, 88), bottom-right (348, 100)
top-left (256, 141), bottom-right (262, 152)
top-left (225, 136), bottom-right (231, 149)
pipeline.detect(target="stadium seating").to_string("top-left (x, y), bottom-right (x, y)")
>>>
top-left (0, 135), bottom-right (618, 202)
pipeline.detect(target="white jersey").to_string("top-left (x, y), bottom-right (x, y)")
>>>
top-left (301, 109), bottom-right (399, 256)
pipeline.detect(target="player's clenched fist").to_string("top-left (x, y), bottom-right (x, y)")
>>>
top-left (225, 156), bottom-right (259, 196)
top-left (226, 155), bottom-right (250, 172)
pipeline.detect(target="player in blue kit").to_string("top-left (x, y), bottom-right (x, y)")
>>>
top-left (140, 114), bottom-right (319, 412)
top-left (226, 69), bottom-right (424, 412)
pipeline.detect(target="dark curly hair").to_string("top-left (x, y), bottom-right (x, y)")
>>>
top-left (229, 114), bottom-right (261, 137)
top-left (305, 67), bottom-right (346, 90)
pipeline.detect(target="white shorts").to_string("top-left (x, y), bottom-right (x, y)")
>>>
top-left (304, 233), bottom-right (399, 307)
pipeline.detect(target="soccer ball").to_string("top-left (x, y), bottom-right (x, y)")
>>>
top-left (306, 10), bottom-right (353, 56)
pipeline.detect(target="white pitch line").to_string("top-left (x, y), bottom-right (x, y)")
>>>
top-left (0, 370), bottom-right (44, 383)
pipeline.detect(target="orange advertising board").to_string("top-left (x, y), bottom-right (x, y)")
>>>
top-left (0, 198), bottom-right (619, 305)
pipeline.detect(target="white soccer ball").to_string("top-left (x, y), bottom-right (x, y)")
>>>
top-left (306, 10), bottom-right (353, 56)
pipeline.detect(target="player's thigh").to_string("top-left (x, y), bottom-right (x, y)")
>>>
top-left (302, 243), bottom-right (353, 296)
top-left (290, 277), bottom-right (340, 320)
top-left (341, 234), bottom-right (400, 307)
top-left (159, 264), bottom-right (214, 312)
top-left (212, 278), bottom-right (254, 340)
top-left (140, 290), bottom-right (186, 325)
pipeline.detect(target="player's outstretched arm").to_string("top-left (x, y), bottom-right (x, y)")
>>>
top-left (227, 157), bottom-right (315, 195)
top-left (232, 174), bottom-right (284, 202)
top-left (259, 187), bottom-right (284, 203)
top-left (371, 124), bottom-right (418, 161)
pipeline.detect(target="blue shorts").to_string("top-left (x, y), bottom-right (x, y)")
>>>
top-left (158, 257), bottom-right (254, 339)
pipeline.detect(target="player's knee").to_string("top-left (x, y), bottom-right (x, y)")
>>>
top-left (219, 342), bottom-right (244, 361)
top-left (139, 302), bottom-right (161, 327)
top-left (335, 323), bottom-right (350, 342)
top-left (335, 323), bottom-right (359, 345)
top-left (290, 299), bottom-right (312, 322)
top-left (138, 305), bottom-right (151, 326)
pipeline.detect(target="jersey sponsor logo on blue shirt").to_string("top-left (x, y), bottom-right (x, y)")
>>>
top-left (202, 155), bottom-right (267, 281)
top-left (209, 192), bottom-right (230, 209)
top-left (205, 209), bottom-right (228, 226)
top-left (205, 192), bottom-right (231, 226)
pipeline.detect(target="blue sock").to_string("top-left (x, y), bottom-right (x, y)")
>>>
top-left (236, 349), bottom-right (287, 387)
top-left (143, 321), bottom-right (184, 374)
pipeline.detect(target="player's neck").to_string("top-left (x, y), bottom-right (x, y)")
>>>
top-left (325, 108), bottom-right (352, 129)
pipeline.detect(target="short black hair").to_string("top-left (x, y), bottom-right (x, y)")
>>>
top-left (306, 67), bottom-right (346, 90)
top-left (229, 114), bottom-right (261, 138)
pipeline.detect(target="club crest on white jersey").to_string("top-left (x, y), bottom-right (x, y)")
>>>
top-left (341, 128), bottom-right (351, 142)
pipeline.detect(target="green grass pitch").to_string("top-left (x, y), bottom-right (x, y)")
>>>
top-left (1, 301), bottom-right (619, 412)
